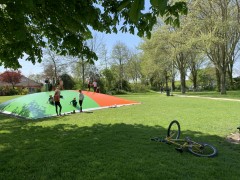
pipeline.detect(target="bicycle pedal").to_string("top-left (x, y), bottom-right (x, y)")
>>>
top-left (150, 137), bottom-right (160, 141)
top-left (175, 147), bottom-right (183, 153)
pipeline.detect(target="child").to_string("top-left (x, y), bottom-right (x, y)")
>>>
top-left (70, 97), bottom-right (77, 107)
top-left (48, 95), bottom-right (54, 105)
top-left (79, 90), bottom-right (84, 112)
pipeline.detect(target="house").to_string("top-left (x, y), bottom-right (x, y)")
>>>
top-left (0, 74), bottom-right (42, 94)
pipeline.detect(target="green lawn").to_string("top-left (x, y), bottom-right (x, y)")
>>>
top-left (0, 92), bottom-right (240, 179)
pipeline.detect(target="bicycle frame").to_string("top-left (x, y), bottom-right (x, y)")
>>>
top-left (151, 120), bottom-right (218, 157)
top-left (164, 136), bottom-right (202, 150)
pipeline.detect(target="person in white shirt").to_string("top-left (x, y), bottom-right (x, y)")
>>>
top-left (92, 80), bottom-right (97, 92)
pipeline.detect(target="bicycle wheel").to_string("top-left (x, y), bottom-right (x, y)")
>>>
top-left (167, 120), bottom-right (181, 139)
top-left (188, 142), bottom-right (217, 157)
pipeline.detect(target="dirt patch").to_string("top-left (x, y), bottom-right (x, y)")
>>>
top-left (226, 132), bottom-right (240, 144)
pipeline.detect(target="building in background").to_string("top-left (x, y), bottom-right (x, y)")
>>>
top-left (0, 74), bottom-right (42, 94)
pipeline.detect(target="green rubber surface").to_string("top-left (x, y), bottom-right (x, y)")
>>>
top-left (0, 90), bottom-right (99, 119)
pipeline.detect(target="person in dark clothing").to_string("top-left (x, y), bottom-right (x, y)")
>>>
top-left (54, 91), bottom-right (62, 116)
top-left (79, 90), bottom-right (84, 112)
top-left (70, 97), bottom-right (77, 107)
top-left (48, 95), bottom-right (54, 105)
top-left (87, 80), bottom-right (91, 91)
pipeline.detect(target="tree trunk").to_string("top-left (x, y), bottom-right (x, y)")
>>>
top-left (81, 56), bottom-right (85, 89)
top-left (175, 52), bottom-right (187, 94)
top-left (219, 67), bottom-right (227, 94)
top-left (171, 77), bottom-right (175, 91)
top-left (165, 71), bottom-right (169, 89)
top-left (180, 69), bottom-right (186, 94)
top-left (192, 71), bottom-right (197, 91)
top-left (119, 60), bottom-right (123, 90)
top-left (215, 68), bottom-right (221, 92)
top-left (53, 59), bottom-right (57, 87)
top-left (227, 62), bottom-right (234, 90)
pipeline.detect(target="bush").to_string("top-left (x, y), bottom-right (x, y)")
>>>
top-left (111, 89), bottom-right (128, 95)
top-left (7, 88), bottom-right (18, 95)
top-left (36, 88), bottom-right (41, 93)
top-left (0, 87), bottom-right (5, 96)
top-left (130, 83), bottom-right (149, 93)
top-left (0, 87), bottom-right (30, 96)
top-left (19, 88), bottom-right (29, 95)
top-left (232, 77), bottom-right (240, 90)
top-left (114, 79), bottom-right (131, 92)
top-left (73, 81), bottom-right (82, 90)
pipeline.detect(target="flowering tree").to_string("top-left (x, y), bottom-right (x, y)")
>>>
top-left (0, 70), bottom-right (22, 88)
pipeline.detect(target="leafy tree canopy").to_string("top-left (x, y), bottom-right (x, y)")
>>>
top-left (0, 0), bottom-right (187, 69)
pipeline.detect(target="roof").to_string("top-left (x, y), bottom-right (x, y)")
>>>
top-left (0, 74), bottom-right (42, 88)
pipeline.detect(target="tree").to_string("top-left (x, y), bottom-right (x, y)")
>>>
top-left (27, 73), bottom-right (44, 84)
top-left (0, 70), bottom-right (22, 88)
top-left (101, 68), bottom-right (116, 91)
top-left (140, 27), bottom-right (173, 90)
top-left (70, 35), bottom-right (103, 88)
top-left (197, 67), bottom-right (216, 90)
top-left (60, 74), bottom-right (75, 90)
top-left (99, 43), bottom-right (110, 70)
top-left (188, 54), bottom-right (206, 91)
top-left (188, 0), bottom-right (240, 94)
top-left (0, 0), bottom-right (187, 69)
top-left (83, 34), bottom-right (104, 87)
top-left (42, 48), bottom-right (67, 86)
top-left (125, 53), bottom-right (142, 83)
top-left (111, 42), bottom-right (130, 90)
top-left (140, 25), bottom-right (191, 93)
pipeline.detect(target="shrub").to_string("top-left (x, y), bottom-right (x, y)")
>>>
top-left (130, 83), bottom-right (149, 93)
top-left (8, 88), bottom-right (18, 95)
top-left (19, 88), bottom-right (29, 95)
top-left (114, 79), bottom-right (131, 92)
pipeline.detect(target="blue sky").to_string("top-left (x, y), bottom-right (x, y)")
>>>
top-left (0, 32), bottom-right (142, 76)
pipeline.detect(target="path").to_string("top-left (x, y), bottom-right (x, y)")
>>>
top-left (174, 94), bottom-right (240, 102)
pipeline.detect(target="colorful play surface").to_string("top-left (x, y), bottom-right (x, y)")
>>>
top-left (0, 90), bottom-right (140, 119)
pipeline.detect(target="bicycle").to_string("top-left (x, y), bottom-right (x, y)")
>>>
top-left (151, 120), bottom-right (218, 157)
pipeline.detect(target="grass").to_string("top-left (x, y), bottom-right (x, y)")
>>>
top-left (0, 92), bottom-right (240, 179)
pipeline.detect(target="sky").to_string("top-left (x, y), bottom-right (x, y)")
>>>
top-left (0, 32), bottom-right (143, 77)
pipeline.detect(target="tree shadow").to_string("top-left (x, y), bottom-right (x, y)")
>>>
top-left (0, 100), bottom-right (51, 119)
top-left (0, 122), bottom-right (240, 179)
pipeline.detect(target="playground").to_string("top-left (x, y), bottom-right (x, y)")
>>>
top-left (0, 92), bottom-right (240, 179)
top-left (0, 90), bottom-right (139, 119)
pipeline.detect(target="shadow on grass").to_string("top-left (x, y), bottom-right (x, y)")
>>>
top-left (0, 100), bottom-right (52, 119)
top-left (0, 121), bottom-right (240, 179)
